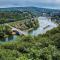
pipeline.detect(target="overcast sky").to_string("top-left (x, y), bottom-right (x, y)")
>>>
top-left (0, 0), bottom-right (60, 9)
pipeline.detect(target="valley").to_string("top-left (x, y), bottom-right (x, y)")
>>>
top-left (0, 7), bottom-right (60, 60)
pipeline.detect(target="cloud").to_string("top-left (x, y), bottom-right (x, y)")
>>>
top-left (0, 0), bottom-right (60, 9)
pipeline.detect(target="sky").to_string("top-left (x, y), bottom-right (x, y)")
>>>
top-left (0, 0), bottom-right (60, 9)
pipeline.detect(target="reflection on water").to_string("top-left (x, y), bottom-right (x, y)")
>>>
top-left (29, 17), bottom-right (58, 36)
top-left (0, 35), bottom-right (16, 42)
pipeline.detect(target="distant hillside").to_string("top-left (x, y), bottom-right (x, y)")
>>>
top-left (0, 7), bottom-right (60, 16)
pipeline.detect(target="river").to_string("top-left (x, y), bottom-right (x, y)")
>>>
top-left (0, 35), bottom-right (17, 43)
top-left (29, 17), bottom-right (58, 36)
top-left (0, 17), bottom-right (58, 42)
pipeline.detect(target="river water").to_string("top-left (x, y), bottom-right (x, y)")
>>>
top-left (29, 17), bottom-right (58, 36)
top-left (0, 35), bottom-right (16, 43)
top-left (0, 17), bottom-right (58, 42)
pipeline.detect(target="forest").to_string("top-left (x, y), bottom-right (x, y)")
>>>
top-left (0, 7), bottom-right (60, 60)
top-left (0, 11), bottom-right (39, 38)
top-left (0, 25), bottom-right (60, 60)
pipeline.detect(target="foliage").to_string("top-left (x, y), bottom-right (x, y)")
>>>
top-left (0, 49), bottom-right (20, 60)
top-left (0, 11), bottom-right (35, 23)
top-left (0, 25), bottom-right (60, 60)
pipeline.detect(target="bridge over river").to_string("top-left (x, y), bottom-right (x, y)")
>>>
top-left (5, 24), bottom-right (28, 35)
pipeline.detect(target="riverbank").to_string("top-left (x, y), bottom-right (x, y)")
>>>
top-left (8, 17), bottom-right (39, 31)
top-left (0, 17), bottom-right (39, 41)
top-left (0, 16), bottom-right (58, 42)
top-left (29, 17), bottom-right (58, 36)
